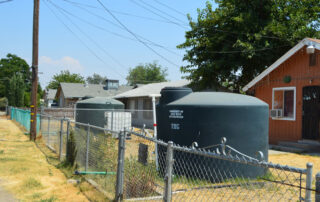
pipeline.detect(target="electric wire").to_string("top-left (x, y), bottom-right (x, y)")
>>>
top-left (152, 0), bottom-right (186, 17)
top-left (0, 0), bottom-right (12, 4)
top-left (48, 0), bottom-right (129, 74)
top-left (138, 0), bottom-right (187, 25)
top-left (96, 0), bottom-right (180, 67)
top-left (61, 0), bottom-right (173, 24)
top-left (60, 0), bottom-right (182, 56)
top-left (44, 0), bottom-right (126, 79)
top-left (129, 0), bottom-right (188, 29)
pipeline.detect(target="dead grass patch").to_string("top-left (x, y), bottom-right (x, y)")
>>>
top-left (0, 120), bottom-right (88, 202)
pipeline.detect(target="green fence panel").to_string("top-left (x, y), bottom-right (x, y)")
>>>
top-left (10, 107), bottom-right (40, 133)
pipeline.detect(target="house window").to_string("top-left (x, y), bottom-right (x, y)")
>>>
top-left (272, 87), bottom-right (296, 121)
top-left (309, 53), bottom-right (317, 67)
top-left (143, 99), bottom-right (153, 119)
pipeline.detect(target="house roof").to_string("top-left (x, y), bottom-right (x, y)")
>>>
top-left (243, 38), bottom-right (320, 92)
top-left (57, 82), bottom-right (133, 99)
top-left (113, 80), bottom-right (190, 99)
top-left (46, 89), bottom-right (57, 100)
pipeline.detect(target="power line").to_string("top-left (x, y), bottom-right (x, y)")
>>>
top-left (49, 0), bottom-right (130, 73)
top-left (55, 1), bottom-right (182, 57)
top-left (61, 0), bottom-right (173, 24)
top-left (44, 0), bottom-right (127, 79)
top-left (138, 0), bottom-right (187, 25)
top-left (129, 0), bottom-right (188, 29)
top-left (0, 0), bottom-right (13, 4)
top-left (152, 0), bottom-right (186, 17)
top-left (96, 0), bottom-right (180, 67)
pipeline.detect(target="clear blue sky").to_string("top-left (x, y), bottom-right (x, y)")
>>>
top-left (0, 0), bottom-right (216, 88)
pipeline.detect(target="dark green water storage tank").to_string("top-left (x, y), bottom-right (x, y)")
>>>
top-left (76, 97), bottom-right (124, 128)
top-left (156, 87), bottom-right (269, 179)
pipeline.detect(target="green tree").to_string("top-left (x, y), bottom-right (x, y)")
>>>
top-left (126, 62), bottom-right (167, 85)
top-left (47, 70), bottom-right (85, 89)
top-left (0, 54), bottom-right (31, 97)
top-left (178, 0), bottom-right (320, 91)
top-left (86, 73), bottom-right (107, 84)
top-left (6, 74), bottom-right (25, 107)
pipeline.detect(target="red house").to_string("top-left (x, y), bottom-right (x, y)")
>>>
top-left (243, 38), bottom-right (320, 145)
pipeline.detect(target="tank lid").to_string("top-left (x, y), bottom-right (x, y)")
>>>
top-left (76, 97), bottom-right (123, 105)
top-left (159, 87), bottom-right (192, 105)
top-left (168, 92), bottom-right (268, 106)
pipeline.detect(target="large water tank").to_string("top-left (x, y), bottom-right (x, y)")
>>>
top-left (76, 97), bottom-right (124, 128)
top-left (156, 87), bottom-right (269, 179)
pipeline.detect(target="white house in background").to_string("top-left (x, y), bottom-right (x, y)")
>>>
top-left (55, 80), bottom-right (133, 107)
top-left (44, 89), bottom-right (57, 107)
top-left (113, 80), bottom-right (190, 128)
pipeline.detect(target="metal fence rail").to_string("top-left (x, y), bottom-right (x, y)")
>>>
top-left (9, 108), bottom-right (320, 201)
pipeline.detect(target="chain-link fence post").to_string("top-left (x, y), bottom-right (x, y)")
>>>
top-left (85, 124), bottom-right (90, 171)
top-left (164, 141), bottom-right (174, 202)
top-left (111, 110), bottom-right (114, 131)
top-left (65, 118), bottom-right (70, 158)
top-left (316, 172), bottom-right (320, 202)
top-left (47, 116), bottom-right (51, 146)
top-left (305, 163), bottom-right (313, 202)
top-left (115, 129), bottom-right (126, 201)
top-left (59, 118), bottom-right (64, 161)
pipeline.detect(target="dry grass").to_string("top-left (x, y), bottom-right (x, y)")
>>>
top-left (0, 119), bottom-right (88, 202)
top-left (269, 152), bottom-right (320, 174)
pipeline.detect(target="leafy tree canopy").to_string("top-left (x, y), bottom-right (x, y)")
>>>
top-left (86, 73), bottom-right (107, 84)
top-left (0, 54), bottom-right (31, 97)
top-left (126, 62), bottom-right (168, 85)
top-left (47, 70), bottom-right (85, 89)
top-left (178, 0), bottom-right (320, 91)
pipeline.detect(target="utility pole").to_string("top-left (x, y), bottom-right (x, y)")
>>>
top-left (30, 0), bottom-right (40, 141)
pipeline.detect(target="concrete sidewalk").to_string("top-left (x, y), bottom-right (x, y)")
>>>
top-left (0, 186), bottom-right (16, 202)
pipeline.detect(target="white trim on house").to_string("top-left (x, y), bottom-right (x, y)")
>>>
top-left (271, 86), bottom-right (296, 121)
top-left (243, 38), bottom-right (320, 92)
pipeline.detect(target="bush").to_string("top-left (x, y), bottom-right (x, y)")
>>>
top-left (66, 129), bottom-right (77, 166)
top-left (0, 97), bottom-right (8, 110)
top-left (124, 158), bottom-right (158, 198)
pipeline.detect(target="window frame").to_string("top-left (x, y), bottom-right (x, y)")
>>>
top-left (272, 86), bottom-right (296, 121)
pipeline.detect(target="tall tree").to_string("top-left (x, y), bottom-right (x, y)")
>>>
top-left (86, 73), bottom-right (107, 84)
top-left (47, 70), bottom-right (85, 89)
top-left (126, 62), bottom-right (168, 85)
top-left (178, 0), bottom-right (320, 91)
top-left (0, 54), bottom-right (31, 97)
top-left (6, 74), bottom-right (25, 107)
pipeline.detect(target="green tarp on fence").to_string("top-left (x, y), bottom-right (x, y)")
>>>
top-left (10, 107), bottom-right (40, 133)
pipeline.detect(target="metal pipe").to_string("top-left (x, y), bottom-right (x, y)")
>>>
top-left (305, 162), bottom-right (313, 202)
top-left (164, 141), bottom-right (174, 202)
top-left (75, 171), bottom-right (116, 175)
top-left (316, 172), bottom-right (320, 202)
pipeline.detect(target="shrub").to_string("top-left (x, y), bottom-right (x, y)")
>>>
top-left (124, 158), bottom-right (158, 198)
top-left (66, 129), bottom-right (77, 166)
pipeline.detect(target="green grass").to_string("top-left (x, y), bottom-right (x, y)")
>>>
top-left (38, 196), bottom-right (58, 202)
top-left (22, 177), bottom-right (43, 189)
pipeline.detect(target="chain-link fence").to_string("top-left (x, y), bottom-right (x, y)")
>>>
top-left (10, 108), bottom-right (320, 201)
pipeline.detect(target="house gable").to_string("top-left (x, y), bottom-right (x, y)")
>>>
top-left (243, 38), bottom-right (320, 92)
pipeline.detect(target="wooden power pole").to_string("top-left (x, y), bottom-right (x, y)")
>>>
top-left (30, 0), bottom-right (40, 141)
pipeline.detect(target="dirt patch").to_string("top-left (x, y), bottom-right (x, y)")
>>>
top-left (0, 120), bottom-right (88, 202)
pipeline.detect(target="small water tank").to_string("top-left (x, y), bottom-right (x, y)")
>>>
top-left (76, 97), bottom-right (124, 128)
top-left (157, 87), bottom-right (269, 179)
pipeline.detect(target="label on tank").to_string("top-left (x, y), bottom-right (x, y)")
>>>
top-left (169, 110), bottom-right (184, 119)
top-left (171, 123), bottom-right (180, 130)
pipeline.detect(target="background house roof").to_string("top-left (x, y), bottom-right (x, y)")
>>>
top-left (243, 38), bottom-right (320, 92)
top-left (57, 83), bottom-right (133, 99)
top-left (46, 89), bottom-right (57, 100)
top-left (114, 80), bottom-right (190, 99)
